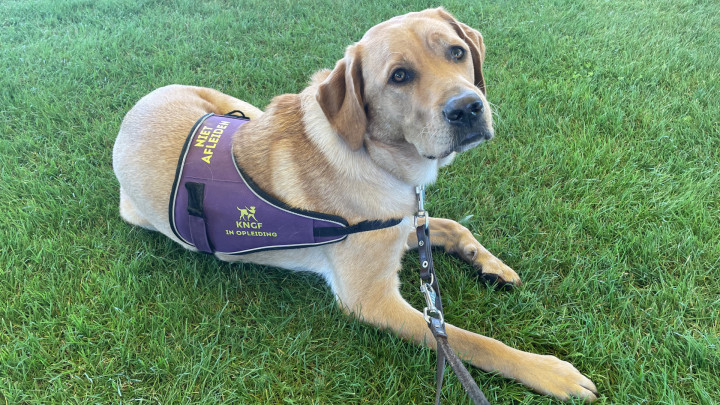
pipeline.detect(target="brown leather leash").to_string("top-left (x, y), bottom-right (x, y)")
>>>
top-left (415, 186), bottom-right (490, 405)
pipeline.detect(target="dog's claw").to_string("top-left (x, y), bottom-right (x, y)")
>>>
top-left (477, 271), bottom-right (516, 291)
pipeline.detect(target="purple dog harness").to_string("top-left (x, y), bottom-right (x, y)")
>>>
top-left (169, 112), bottom-right (401, 255)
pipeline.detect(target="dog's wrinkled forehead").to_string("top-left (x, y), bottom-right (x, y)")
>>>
top-left (361, 9), bottom-right (460, 55)
top-left (362, 9), bottom-right (449, 38)
top-left (357, 9), bottom-right (476, 86)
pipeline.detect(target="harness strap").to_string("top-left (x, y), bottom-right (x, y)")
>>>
top-left (185, 182), bottom-right (213, 254)
top-left (314, 218), bottom-right (403, 237)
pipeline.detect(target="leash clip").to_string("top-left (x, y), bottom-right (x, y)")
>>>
top-left (423, 307), bottom-right (444, 325)
top-left (414, 186), bottom-right (429, 230)
top-left (420, 280), bottom-right (436, 307)
top-left (420, 281), bottom-right (444, 325)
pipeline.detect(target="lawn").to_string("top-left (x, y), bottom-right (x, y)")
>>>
top-left (1, 0), bottom-right (718, 403)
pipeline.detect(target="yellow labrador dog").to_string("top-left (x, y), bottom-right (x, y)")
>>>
top-left (113, 8), bottom-right (597, 402)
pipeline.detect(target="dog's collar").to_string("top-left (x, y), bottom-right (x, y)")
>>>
top-left (168, 112), bottom-right (402, 255)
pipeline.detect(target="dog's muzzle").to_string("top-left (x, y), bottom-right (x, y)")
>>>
top-left (443, 91), bottom-right (494, 153)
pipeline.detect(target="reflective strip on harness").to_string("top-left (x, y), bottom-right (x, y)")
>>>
top-left (169, 113), bottom-right (401, 255)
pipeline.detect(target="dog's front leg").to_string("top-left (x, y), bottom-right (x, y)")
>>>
top-left (406, 217), bottom-right (521, 286)
top-left (328, 230), bottom-right (597, 402)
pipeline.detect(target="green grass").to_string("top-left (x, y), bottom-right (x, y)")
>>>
top-left (1, 0), bottom-right (718, 403)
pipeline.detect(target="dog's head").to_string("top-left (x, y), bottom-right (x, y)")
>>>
top-left (317, 8), bottom-right (492, 183)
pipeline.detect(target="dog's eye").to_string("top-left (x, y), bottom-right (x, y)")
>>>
top-left (450, 46), bottom-right (465, 60)
top-left (390, 68), bottom-right (410, 84)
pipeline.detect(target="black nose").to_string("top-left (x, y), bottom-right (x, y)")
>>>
top-left (442, 92), bottom-right (484, 127)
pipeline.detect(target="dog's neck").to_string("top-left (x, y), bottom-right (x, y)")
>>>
top-left (364, 137), bottom-right (442, 187)
top-left (300, 88), bottom-right (420, 219)
top-left (230, 89), bottom-right (418, 223)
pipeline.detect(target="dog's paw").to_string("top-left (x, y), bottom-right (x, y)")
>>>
top-left (519, 353), bottom-right (598, 402)
top-left (459, 242), bottom-right (521, 288)
top-left (475, 257), bottom-right (521, 290)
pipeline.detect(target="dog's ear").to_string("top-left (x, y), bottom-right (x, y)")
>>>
top-left (316, 45), bottom-right (366, 151)
top-left (436, 8), bottom-right (487, 94)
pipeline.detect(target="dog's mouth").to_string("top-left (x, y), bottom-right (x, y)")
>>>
top-left (424, 130), bottom-right (493, 160)
top-left (423, 150), bottom-right (453, 160)
top-left (455, 129), bottom-right (494, 152)
top-left (460, 130), bottom-right (493, 146)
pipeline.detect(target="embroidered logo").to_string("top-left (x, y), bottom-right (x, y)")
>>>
top-left (237, 206), bottom-right (258, 222)
top-left (225, 205), bottom-right (277, 238)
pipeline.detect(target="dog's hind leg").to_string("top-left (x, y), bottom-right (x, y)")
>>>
top-left (119, 188), bottom-right (156, 231)
top-left (406, 217), bottom-right (520, 286)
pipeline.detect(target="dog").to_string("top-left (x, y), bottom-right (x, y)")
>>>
top-left (112, 8), bottom-right (597, 401)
